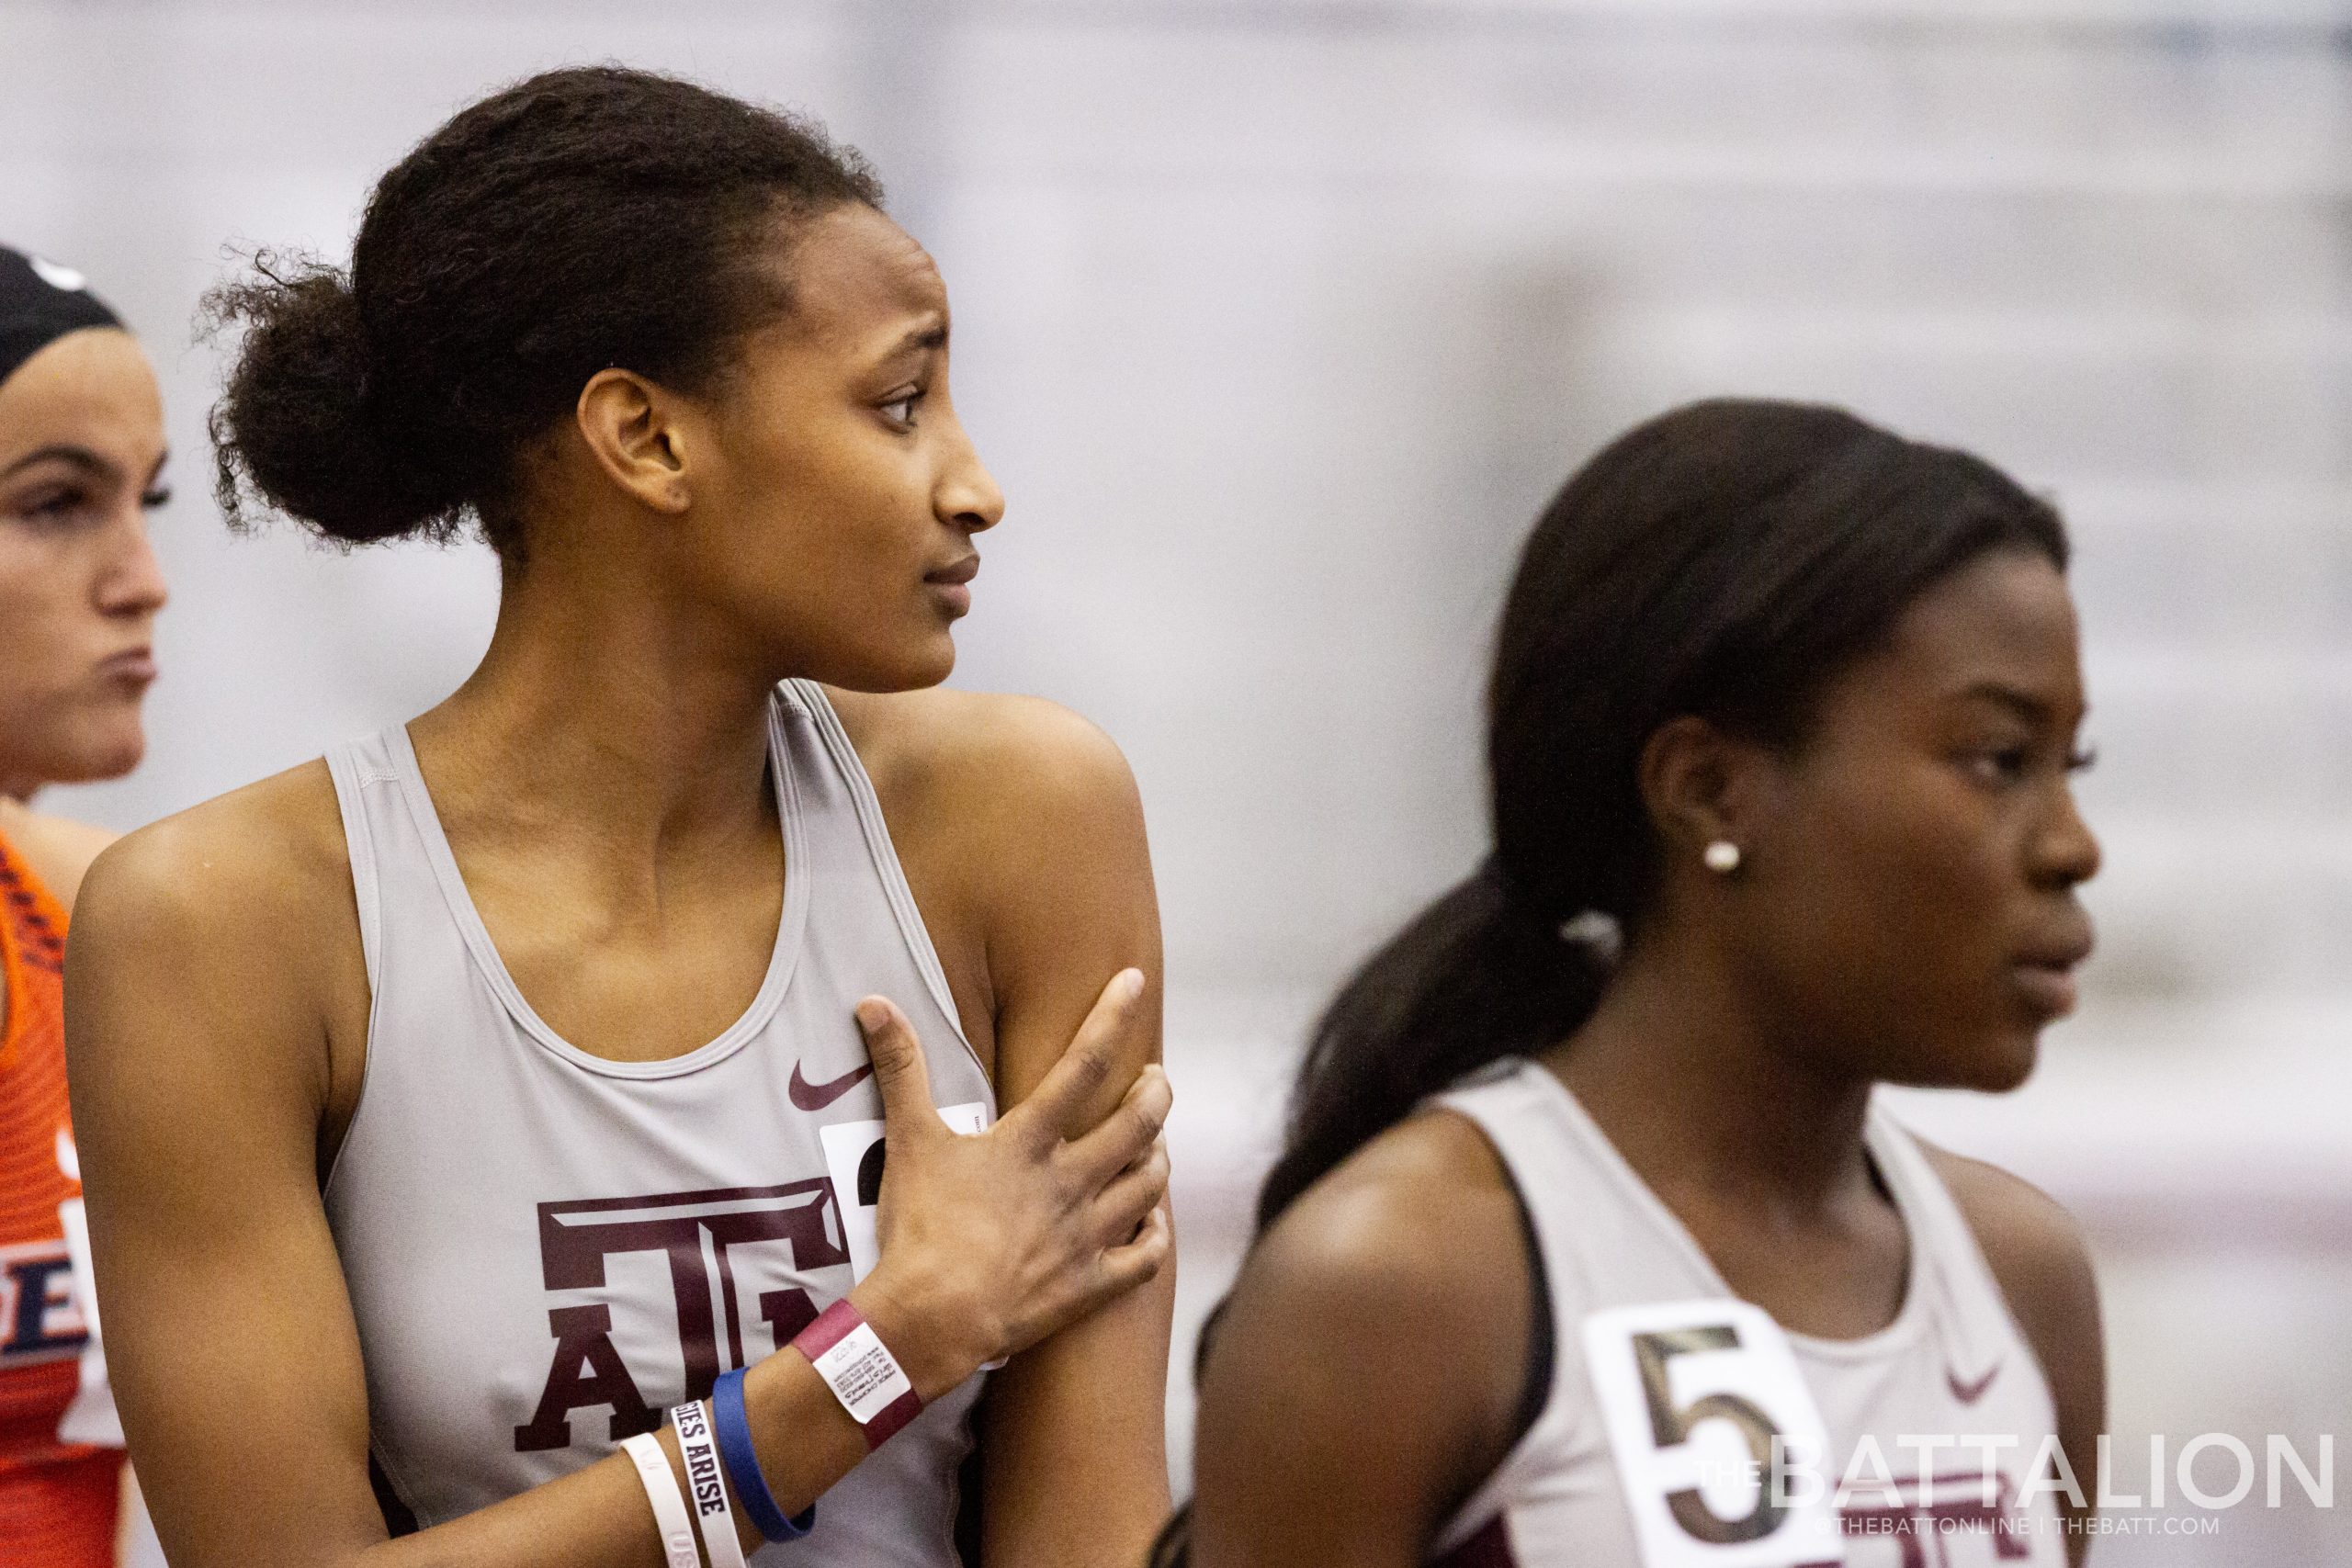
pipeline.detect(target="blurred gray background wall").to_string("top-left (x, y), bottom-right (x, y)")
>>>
top-left (6, 2), bottom-right (2346, 1562)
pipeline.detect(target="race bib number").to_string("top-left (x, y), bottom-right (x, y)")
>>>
top-left (1582, 1299), bottom-right (1847, 1568)
top-left (819, 1102), bottom-right (989, 1284)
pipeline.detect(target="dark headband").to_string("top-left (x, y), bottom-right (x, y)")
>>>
top-left (0, 245), bottom-right (124, 390)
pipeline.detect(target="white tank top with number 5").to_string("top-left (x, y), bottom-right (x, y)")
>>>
top-left (1430, 1057), bottom-right (2069, 1568)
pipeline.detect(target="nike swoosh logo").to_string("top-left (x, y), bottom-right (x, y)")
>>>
top-left (1948, 1360), bottom-right (2002, 1404)
top-left (789, 1060), bottom-right (875, 1111)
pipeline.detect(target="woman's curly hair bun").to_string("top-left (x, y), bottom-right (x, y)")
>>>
top-left (207, 253), bottom-right (467, 546)
top-left (206, 66), bottom-right (881, 552)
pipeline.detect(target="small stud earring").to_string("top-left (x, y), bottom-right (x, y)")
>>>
top-left (1702, 840), bottom-right (1742, 874)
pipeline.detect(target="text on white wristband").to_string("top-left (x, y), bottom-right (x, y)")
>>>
top-left (670, 1400), bottom-right (748, 1568)
top-left (809, 1321), bottom-right (916, 1427)
top-left (618, 1433), bottom-right (700, 1568)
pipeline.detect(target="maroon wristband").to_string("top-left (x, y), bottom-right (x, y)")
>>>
top-left (793, 1299), bottom-right (925, 1450)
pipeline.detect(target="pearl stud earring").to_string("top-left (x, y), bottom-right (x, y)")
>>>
top-left (1702, 840), bottom-right (1742, 874)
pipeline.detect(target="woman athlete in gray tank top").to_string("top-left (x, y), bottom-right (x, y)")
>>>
top-left (69, 67), bottom-right (1174, 1568)
top-left (1170, 401), bottom-right (2106, 1568)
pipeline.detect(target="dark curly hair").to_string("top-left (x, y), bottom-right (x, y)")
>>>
top-left (207, 65), bottom-right (882, 553)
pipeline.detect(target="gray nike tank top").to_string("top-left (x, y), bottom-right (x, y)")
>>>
top-left (1430, 1058), bottom-right (2066, 1568)
top-left (322, 680), bottom-right (994, 1564)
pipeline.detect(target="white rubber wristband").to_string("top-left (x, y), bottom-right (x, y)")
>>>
top-left (671, 1400), bottom-right (749, 1568)
top-left (619, 1433), bottom-right (699, 1568)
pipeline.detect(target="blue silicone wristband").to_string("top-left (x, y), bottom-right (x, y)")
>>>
top-left (711, 1367), bottom-right (815, 1541)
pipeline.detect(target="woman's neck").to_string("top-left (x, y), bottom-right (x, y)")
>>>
top-left (411, 558), bottom-right (785, 861)
top-left (1542, 931), bottom-right (1878, 1222)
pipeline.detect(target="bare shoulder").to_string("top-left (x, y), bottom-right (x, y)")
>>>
top-left (1203, 1108), bottom-right (1537, 1519)
top-left (1918, 1143), bottom-right (2102, 1404)
top-left (0, 807), bottom-right (119, 910)
top-left (1250, 1108), bottom-right (1526, 1306)
top-left (67, 760), bottom-right (366, 1164)
top-left (1226, 1110), bottom-right (1532, 1414)
top-left (820, 688), bottom-right (1149, 997)
top-left (1920, 1145), bottom-right (2098, 1320)
top-left (822, 685), bottom-right (1139, 826)
top-left (74, 759), bottom-right (352, 961)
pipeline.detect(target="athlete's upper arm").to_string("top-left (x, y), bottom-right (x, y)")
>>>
top-left (957, 695), bottom-right (1161, 1111)
top-left (65, 784), bottom-right (389, 1568)
top-left (832, 685), bottom-right (1170, 1566)
top-left (924, 695), bottom-right (1170, 1568)
top-left (1190, 1112), bottom-right (1535, 1568)
top-left (1924, 1145), bottom-right (2105, 1563)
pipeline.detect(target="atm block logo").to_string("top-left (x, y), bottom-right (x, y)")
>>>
top-left (513, 1180), bottom-right (847, 1453)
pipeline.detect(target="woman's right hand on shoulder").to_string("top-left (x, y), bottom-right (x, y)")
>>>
top-left (850, 968), bottom-right (1172, 1396)
top-left (65, 792), bottom-right (1171, 1568)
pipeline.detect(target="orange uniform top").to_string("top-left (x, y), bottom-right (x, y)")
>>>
top-left (0, 829), bottom-right (119, 1567)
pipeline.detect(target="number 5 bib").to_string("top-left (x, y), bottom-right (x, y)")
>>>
top-left (1582, 1299), bottom-right (1847, 1568)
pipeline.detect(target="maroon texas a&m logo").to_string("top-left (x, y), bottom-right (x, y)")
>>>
top-left (513, 1179), bottom-right (847, 1452)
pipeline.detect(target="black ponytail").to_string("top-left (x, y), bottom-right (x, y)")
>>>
top-left (1254, 859), bottom-right (1608, 1227)
top-left (1270, 398), bottom-right (2065, 1228)
top-left (1152, 398), bottom-right (2065, 1566)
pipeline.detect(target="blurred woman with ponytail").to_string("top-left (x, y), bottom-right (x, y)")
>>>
top-left (1169, 399), bottom-right (2106, 1568)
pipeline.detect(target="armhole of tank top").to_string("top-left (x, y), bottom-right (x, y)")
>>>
top-left (321, 746), bottom-right (386, 1196)
top-left (784, 681), bottom-right (983, 1078)
top-left (0, 832), bottom-right (63, 1074)
top-left (1498, 1152), bottom-right (1557, 1448)
top-left (323, 746), bottom-right (383, 992)
top-left (1868, 1111), bottom-right (2042, 1394)
top-left (368, 1449), bottom-right (421, 1539)
top-left (1425, 1083), bottom-right (1565, 1555)
top-left (0, 840), bottom-right (27, 1071)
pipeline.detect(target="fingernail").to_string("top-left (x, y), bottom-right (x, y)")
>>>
top-left (1119, 968), bottom-right (1146, 1001)
top-left (855, 998), bottom-right (888, 1034)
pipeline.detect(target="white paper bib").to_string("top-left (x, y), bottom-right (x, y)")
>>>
top-left (1581, 1298), bottom-right (1849, 1568)
top-left (819, 1102), bottom-right (990, 1284)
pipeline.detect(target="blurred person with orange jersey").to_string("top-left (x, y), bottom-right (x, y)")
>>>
top-left (0, 243), bottom-right (170, 1568)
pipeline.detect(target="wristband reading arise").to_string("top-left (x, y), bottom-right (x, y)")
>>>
top-left (668, 1399), bottom-right (748, 1568)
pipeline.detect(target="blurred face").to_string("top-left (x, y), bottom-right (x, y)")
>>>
top-left (0, 328), bottom-right (169, 795)
top-left (683, 203), bottom-right (1004, 690)
top-left (1729, 549), bottom-right (2099, 1091)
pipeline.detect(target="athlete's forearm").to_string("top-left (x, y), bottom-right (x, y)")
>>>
top-left (973, 1225), bottom-right (1175, 1568)
top-left (359, 1292), bottom-right (965, 1568)
top-left (729, 1276), bottom-right (988, 1546)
